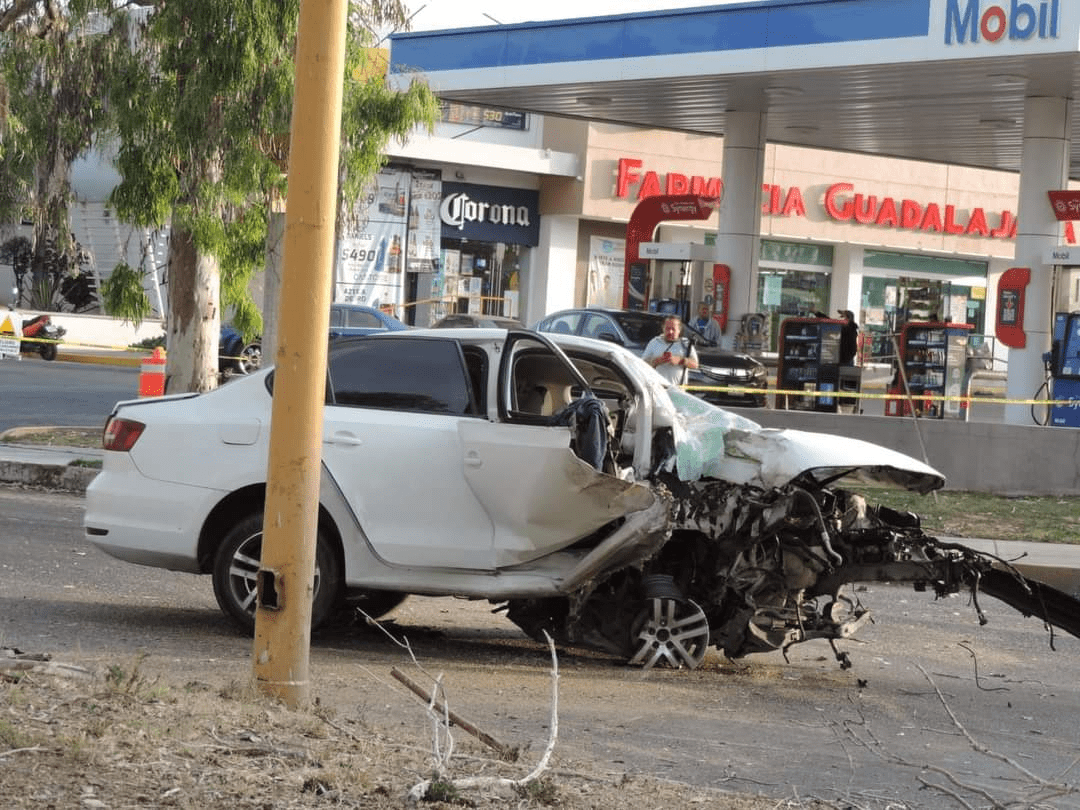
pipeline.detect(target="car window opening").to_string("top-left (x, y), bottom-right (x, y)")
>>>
top-left (509, 348), bottom-right (635, 475)
top-left (460, 345), bottom-right (488, 415)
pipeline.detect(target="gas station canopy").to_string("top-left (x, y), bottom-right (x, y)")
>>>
top-left (390, 0), bottom-right (1080, 180)
top-left (390, 0), bottom-right (1080, 425)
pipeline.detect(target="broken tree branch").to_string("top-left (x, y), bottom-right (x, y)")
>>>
top-left (406, 631), bottom-right (560, 805)
top-left (390, 666), bottom-right (518, 761)
top-left (0, 745), bottom-right (47, 758)
top-left (915, 663), bottom-right (1047, 787)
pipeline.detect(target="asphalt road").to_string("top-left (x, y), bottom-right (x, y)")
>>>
top-left (0, 358), bottom-right (138, 432)
top-left (4, 486), bottom-right (1080, 808)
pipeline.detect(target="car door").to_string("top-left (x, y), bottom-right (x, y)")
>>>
top-left (458, 333), bottom-right (654, 568)
top-left (320, 337), bottom-right (495, 570)
top-left (580, 312), bottom-right (622, 343)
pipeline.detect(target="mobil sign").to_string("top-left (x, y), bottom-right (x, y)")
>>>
top-left (945, 0), bottom-right (1060, 45)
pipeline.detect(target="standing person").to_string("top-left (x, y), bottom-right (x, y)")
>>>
top-left (838, 309), bottom-right (859, 365)
top-left (693, 302), bottom-right (723, 345)
top-left (643, 315), bottom-right (699, 384)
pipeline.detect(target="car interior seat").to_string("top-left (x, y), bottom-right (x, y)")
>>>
top-left (516, 384), bottom-right (548, 415)
top-left (541, 383), bottom-right (573, 415)
top-left (552, 321), bottom-right (572, 334)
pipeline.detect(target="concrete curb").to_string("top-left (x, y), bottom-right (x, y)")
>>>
top-left (0, 426), bottom-right (99, 440)
top-left (0, 428), bottom-right (103, 493)
top-left (0, 459), bottom-right (99, 492)
top-left (57, 350), bottom-right (143, 367)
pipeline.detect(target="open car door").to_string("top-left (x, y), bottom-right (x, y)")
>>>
top-left (458, 332), bottom-right (654, 569)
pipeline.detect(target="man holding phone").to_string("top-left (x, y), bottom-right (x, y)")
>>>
top-left (643, 315), bottom-right (699, 385)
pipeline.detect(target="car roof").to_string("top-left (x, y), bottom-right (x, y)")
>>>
top-left (405, 327), bottom-right (511, 339)
top-left (435, 314), bottom-right (522, 325)
top-left (547, 307), bottom-right (682, 321)
top-left (341, 326), bottom-right (634, 355)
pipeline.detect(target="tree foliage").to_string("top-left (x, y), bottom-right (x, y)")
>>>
top-left (0, 0), bottom-right (131, 310)
top-left (104, 0), bottom-right (438, 392)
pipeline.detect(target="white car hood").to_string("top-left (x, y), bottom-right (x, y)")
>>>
top-left (661, 387), bottom-right (945, 494)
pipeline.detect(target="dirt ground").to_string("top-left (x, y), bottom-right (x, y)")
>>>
top-left (5, 585), bottom-right (1080, 810)
top-left (3, 461), bottom-right (1079, 809)
top-left (1, 636), bottom-right (801, 810)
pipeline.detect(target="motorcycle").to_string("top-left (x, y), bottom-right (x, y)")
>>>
top-left (20, 314), bottom-right (66, 361)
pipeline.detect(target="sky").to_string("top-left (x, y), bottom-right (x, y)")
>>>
top-left (406, 0), bottom-right (743, 32)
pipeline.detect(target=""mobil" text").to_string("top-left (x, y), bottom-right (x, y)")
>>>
top-left (944, 0), bottom-right (1059, 45)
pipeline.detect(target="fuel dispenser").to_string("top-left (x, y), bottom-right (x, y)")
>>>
top-left (1046, 312), bottom-right (1080, 428)
top-left (734, 313), bottom-right (769, 354)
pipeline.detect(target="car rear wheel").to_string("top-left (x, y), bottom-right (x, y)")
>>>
top-left (212, 513), bottom-right (342, 634)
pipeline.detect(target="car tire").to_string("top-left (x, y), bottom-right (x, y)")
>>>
top-left (39, 343), bottom-right (57, 361)
top-left (212, 513), bottom-right (342, 635)
top-left (234, 341), bottom-right (262, 375)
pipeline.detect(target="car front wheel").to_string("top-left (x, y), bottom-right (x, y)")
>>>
top-left (212, 513), bottom-right (342, 634)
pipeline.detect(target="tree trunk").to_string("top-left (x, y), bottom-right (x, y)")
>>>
top-left (29, 143), bottom-right (69, 309)
top-left (165, 225), bottom-right (220, 394)
top-left (261, 206), bottom-right (286, 364)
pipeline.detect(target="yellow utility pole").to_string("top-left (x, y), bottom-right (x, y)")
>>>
top-left (252, 0), bottom-right (348, 708)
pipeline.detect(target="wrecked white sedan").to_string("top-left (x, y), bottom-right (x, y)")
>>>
top-left (85, 329), bottom-right (1080, 669)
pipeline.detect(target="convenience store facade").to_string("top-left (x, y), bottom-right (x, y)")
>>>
top-left (389, 0), bottom-right (1080, 424)
top-left (389, 116), bottom-right (1053, 362)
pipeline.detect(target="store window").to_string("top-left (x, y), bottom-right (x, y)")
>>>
top-left (756, 240), bottom-right (834, 352)
top-left (434, 240), bottom-right (527, 323)
top-left (860, 251), bottom-right (987, 362)
top-left (420, 181), bottom-right (538, 326)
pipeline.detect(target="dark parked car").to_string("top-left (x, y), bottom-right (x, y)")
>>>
top-left (219, 325), bottom-right (262, 375)
top-left (218, 305), bottom-right (407, 376)
top-left (534, 307), bottom-right (768, 407)
top-left (329, 303), bottom-right (409, 339)
top-left (432, 313), bottom-right (524, 329)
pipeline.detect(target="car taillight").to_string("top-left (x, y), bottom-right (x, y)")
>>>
top-left (102, 418), bottom-right (146, 452)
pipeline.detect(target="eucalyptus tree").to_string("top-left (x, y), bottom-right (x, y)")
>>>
top-left (105, 0), bottom-right (438, 393)
top-left (0, 0), bottom-right (131, 309)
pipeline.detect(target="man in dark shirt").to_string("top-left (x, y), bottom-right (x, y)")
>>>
top-left (838, 309), bottom-right (859, 365)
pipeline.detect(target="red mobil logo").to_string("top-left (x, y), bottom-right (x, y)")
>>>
top-left (945, 0), bottom-right (1060, 44)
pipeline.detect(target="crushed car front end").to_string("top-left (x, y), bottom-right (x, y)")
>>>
top-left (505, 345), bottom-right (1080, 670)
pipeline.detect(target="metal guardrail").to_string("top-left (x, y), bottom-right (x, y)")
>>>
top-left (962, 370), bottom-right (1009, 423)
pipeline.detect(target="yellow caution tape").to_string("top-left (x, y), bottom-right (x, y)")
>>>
top-left (683, 384), bottom-right (1071, 408)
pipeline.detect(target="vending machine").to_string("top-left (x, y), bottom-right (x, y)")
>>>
top-left (776, 317), bottom-right (844, 412)
top-left (885, 321), bottom-right (972, 418)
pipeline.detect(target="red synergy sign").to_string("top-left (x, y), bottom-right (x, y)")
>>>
top-left (622, 194), bottom-right (719, 309)
top-left (1048, 190), bottom-right (1080, 222)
